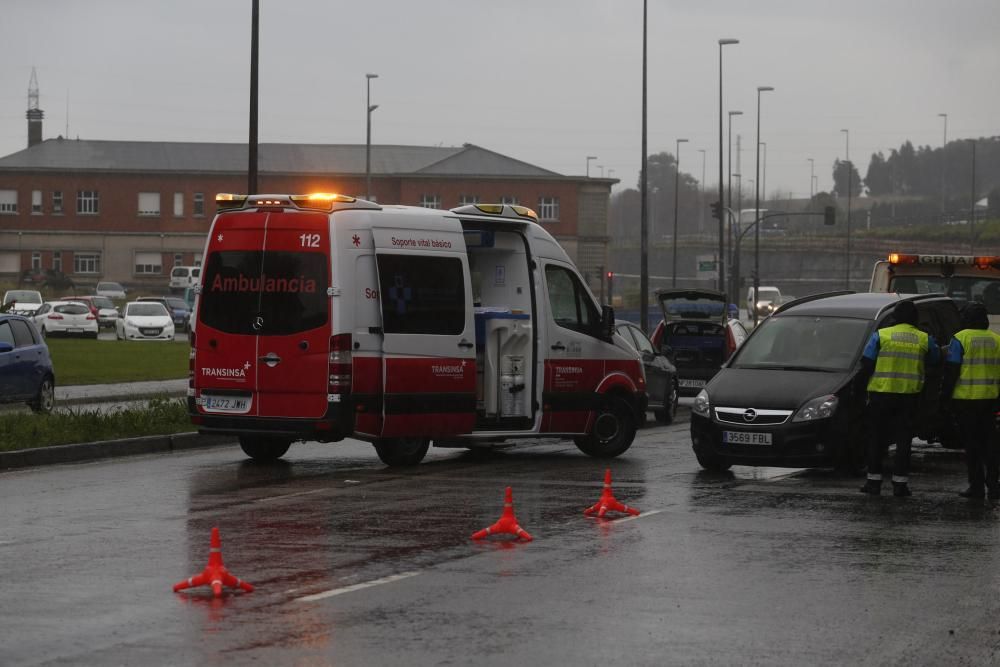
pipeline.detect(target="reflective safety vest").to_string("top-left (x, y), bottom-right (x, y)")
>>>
top-left (952, 328), bottom-right (1000, 400)
top-left (867, 323), bottom-right (929, 394)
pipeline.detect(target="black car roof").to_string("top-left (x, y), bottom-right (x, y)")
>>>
top-left (774, 291), bottom-right (951, 320)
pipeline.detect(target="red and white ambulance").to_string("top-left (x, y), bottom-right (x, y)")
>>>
top-left (189, 193), bottom-right (646, 466)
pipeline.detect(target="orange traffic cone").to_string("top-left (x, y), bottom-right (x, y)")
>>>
top-left (173, 527), bottom-right (254, 597)
top-left (471, 486), bottom-right (533, 541)
top-left (584, 469), bottom-right (640, 518)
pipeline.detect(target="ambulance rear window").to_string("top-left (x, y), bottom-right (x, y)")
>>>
top-left (199, 250), bottom-right (328, 335)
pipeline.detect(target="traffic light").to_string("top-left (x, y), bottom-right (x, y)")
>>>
top-left (606, 271), bottom-right (614, 303)
top-left (711, 201), bottom-right (722, 220)
top-left (823, 205), bottom-right (836, 225)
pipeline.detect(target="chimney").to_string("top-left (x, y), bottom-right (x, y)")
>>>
top-left (27, 67), bottom-right (44, 148)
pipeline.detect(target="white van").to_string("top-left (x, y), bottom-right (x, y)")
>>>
top-left (169, 266), bottom-right (200, 292)
top-left (189, 193), bottom-right (647, 466)
top-left (746, 285), bottom-right (782, 319)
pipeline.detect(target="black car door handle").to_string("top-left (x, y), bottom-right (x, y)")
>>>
top-left (551, 342), bottom-right (566, 351)
top-left (458, 339), bottom-right (474, 349)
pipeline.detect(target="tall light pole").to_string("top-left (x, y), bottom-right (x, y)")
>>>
top-left (753, 86), bottom-right (773, 327)
top-left (672, 138), bottom-right (689, 287)
top-left (248, 0), bottom-right (260, 194)
top-left (717, 38), bottom-right (739, 293)
top-left (640, 0), bottom-right (650, 332)
top-left (938, 112), bottom-right (948, 220)
top-left (759, 141), bottom-right (767, 205)
top-left (808, 158), bottom-right (815, 198)
top-left (727, 110), bottom-right (743, 302)
top-left (698, 148), bottom-right (706, 232)
top-left (597, 164), bottom-right (604, 178)
top-left (968, 138), bottom-right (977, 253)
top-left (586, 156), bottom-right (597, 178)
top-left (841, 128), bottom-right (851, 290)
top-left (365, 73), bottom-right (379, 200)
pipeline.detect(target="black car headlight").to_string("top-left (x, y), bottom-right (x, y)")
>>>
top-left (692, 389), bottom-right (711, 418)
top-left (792, 394), bottom-right (838, 422)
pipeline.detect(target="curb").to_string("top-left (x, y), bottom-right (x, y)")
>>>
top-left (56, 390), bottom-right (187, 407)
top-left (0, 432), bottom-right (236, 471)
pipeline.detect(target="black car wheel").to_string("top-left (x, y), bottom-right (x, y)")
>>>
top-left (695, 450), bottom-right (732, 471)
top-left (574, 395), bottom-right (637, 458)
top-left (29, 377), bottom-right (55, 414)
top-left (373, 437), bottom-right (430, 466)
top-left (239, 436), bottom-right (291, 461)
top-left (654, 380), bottom-right (679, 425)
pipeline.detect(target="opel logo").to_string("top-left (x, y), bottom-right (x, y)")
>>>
top-left (743, 408), bottom-right (757, 423)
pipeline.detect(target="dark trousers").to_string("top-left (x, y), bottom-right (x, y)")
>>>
top-left (953, 400), bottom-right (999, 494)
top-left (866, 392), bottom-right (919, 481)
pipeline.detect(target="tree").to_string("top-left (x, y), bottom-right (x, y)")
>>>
top-left (865, 151), bottom-right (893, 196)
top-left (832, 159), bottom-right (861, 198)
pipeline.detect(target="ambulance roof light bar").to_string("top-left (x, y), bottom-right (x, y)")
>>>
top-left (216, 192), bottom-right (380, 213)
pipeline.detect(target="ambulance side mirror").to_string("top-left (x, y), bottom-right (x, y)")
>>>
top-left (601, 305), bottom-right (615, 340)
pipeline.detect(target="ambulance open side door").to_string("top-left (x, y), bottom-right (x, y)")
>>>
top-left (371, 226), bottom-right (477, 437)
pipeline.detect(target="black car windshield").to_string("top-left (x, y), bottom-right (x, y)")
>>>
top-left (730, 315), bottom-right (870, 372)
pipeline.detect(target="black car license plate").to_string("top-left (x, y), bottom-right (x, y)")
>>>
top-left (723, 431), bottom-right (772, 445)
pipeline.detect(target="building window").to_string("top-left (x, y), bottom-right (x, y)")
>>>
top-left (138, 192), bottom-right (161, 217)
top-left (77, 190), bottom-right (99, 215)
top-left (0, 190), bottom-right (17, 214)
top-left (419, 194), bottom-right (441, 209)
top-left (52, 191), bottom-right (63, 214)
top-left (31, 252), bottom-right (41, 269)
top-left (31, 190), bottom-right (42, 214)
top-left (53, 252), bottom-right (62, 272)
top-left (173, 192), bottom-right (184, 217)
top-left (193, 192), bottom-right (205, 216)
top-left (193, 253), bottom-right (203, 267)
top-left (458, 195), bottom-right (480, 206)
top-left (134, 252), bottom-right (162, 275)
top-left (501, 196), bottom-right (519, 205)
top-left (173, 253), bottom-right (184, 267)
top-left (74, 253), bottom-right (101, 274)
top-left (538, 197), bottom-right (560, 222)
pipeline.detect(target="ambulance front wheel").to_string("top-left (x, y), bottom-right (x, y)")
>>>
top-left (239, 436), bottom-right (291, 461)
top-left (374, 437), bottom-right (430, 467)
top-left (574, 396), bottom-right (637, 458)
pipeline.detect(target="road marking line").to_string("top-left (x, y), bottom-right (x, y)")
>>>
top-left (251, 489), bottom-right (331, 504)
top-left (297, 571), bottom-right (421, 603)
top-left (613, 508), bottom-right (666, 523)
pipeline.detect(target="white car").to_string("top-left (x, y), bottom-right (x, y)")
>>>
top-left (116, 301), bottom-right (175, 341)
top-left (32, 301), bottom-right (99, 338)
top-left (96, 281), bottom-right (128, 300)
top-left (3, 289), bottom-right (44, 316)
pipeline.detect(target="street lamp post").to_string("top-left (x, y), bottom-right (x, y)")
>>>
top-left (717, 38), bottom-right (739, 294)
top-left (841, 128), bottom-right (851, 290)
top-left (672, 138), bottom-right (689, 287)
top-left (808, 158), bottom-right (815, 198)
top-left (640, 0), bottom-right (650, 332)
top-left (760, 141), bottom-right (767, 205)
top-left (753, 86), bottom-right (774, 327)
top-left (727, 110), bottom-right (742, 303)
top-left (939, 113), bottom-right (948, 220)
top-left (365, 73), bottom-right (379, 200)
top-left (586, 156), bottom-right (597, 178)
top-left (968, 139), bottom-right (977, 253)
top-left (698, 148), bottom-right (706, 233)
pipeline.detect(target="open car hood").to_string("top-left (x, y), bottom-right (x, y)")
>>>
top-left (655, 289), bottom-right (728, 325)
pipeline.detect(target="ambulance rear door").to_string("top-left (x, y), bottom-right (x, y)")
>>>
top-left (372, 225), bottom-right (477, 437)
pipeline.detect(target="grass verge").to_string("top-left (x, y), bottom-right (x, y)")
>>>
top-left (46, 337), bottom-right (188, 385)
top-left (0, 398), bottom-right (194, 452)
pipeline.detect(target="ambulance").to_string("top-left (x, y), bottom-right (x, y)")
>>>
top-left (188, 193), bottom-right (647, 466)
top-left (869, 252), bottom-right (1000, 333)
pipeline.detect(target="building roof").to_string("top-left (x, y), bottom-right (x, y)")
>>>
top-left (0, 138), bottom-right (566, 179)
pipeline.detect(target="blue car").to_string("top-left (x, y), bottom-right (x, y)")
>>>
top-left (0, 313), bottom-right (55, 413)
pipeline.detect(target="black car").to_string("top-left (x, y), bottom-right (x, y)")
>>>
top-left (615, 320), bottom-right (679, 424)
top-left (690, 291), bottom-right (960, 471)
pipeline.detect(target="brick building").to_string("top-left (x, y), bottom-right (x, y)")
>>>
top-left (0, 137), bottom-right (616, 292)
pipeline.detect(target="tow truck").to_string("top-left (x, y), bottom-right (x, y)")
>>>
top-left (870, 253), bottom-right (1000, 333)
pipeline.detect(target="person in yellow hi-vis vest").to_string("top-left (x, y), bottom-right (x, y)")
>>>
top-left (859, 300), bottom-right (940, 496)
top-left (941, 302), bottom-right (1000, 502)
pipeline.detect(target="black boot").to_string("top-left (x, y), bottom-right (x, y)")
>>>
top-left (959, 487), bottom-right (985, 499)
top-left (859, 479), bottom-right (882, 495)
top-left (893, 482), bottom-right (912, 497)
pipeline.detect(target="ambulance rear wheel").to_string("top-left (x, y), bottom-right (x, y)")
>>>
top-left (374, 437), bottom-right (430, 467)
top-left (239, 436), bottom-right (291, 461)
top-left (574, 396), bottom-right (637, 458)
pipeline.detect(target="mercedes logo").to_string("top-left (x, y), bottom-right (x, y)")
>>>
top-left (743, 408), bottom-right (757, 423)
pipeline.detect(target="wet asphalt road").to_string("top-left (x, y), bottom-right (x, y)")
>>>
top-left (3, 420), bottom-right (1000, 666)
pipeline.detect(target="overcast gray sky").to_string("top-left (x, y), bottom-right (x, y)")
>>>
top-left (2, 0), bottom-right (997, 199)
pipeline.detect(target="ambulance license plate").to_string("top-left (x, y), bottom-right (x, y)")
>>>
top-left (202, 394), bottom-right (252, 414)
top-left (723, 430), bottom-right (772, 445)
